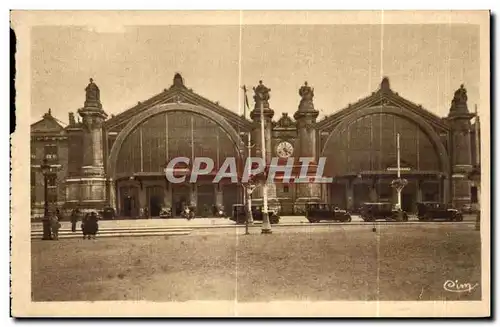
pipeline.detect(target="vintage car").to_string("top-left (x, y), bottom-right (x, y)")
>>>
top-left (305, 203), bottom-right (352, 223)
top-left (230, 204), bottom-right (280, 225)
top-left (99, 207), bottom-right (116, 220)
top-left (159, 207), bottom-right (172, 219)
top-left (416, 202), bottom-right (463, 221)
top-left (360, 202), bottom-right (409, 222)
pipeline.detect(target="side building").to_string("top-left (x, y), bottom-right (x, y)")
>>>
top-left (30, 74), bottom-right (481, 218)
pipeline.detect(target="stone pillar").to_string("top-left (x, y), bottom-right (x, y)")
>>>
top-left (249, 80), bottom-right (279, 212)
top-left (190, 184), bottom-right (197, 209)
top-left (447, 84), bottom-right (474, 209)
top-left (77, 78), bottom-right (108, 211)
top-left (215, 184), bottom-right (223, 208)
top-left (108, 179), bottom-right (116, 211)
top-left (164, 183), bottom-right (172, 208)
top-left (293, 81), bottom-right (321, 213)
top-left (369, 179), bottom-right (378, 202)
top-left (138, 183), bottom-right (146, 217)
top-left (346, 179), bottom-right (354, 210)
top-left (416, 179), bottom-right (423, 203)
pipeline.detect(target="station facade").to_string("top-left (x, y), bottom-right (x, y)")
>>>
top-left (30, 73), bottom-right (481, 217)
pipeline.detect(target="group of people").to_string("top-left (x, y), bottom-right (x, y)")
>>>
top-left (47, 208), bottom-right (99, 240)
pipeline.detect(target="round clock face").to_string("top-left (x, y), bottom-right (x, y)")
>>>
top-left (276, 141), bottom-right (294, 158)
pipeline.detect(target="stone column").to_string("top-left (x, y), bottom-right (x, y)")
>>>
top-left (215, 184), bottom-right (223, 208)
top-left (138, 183), bottom-right (146, 217)
top-left (447, 84), bottom-right (474, 209)
top-left (416, 179), bottom-right (423, 203)
top-left (77, 78), bottom-right (108, 211)
top-left (108, 179), bottom-right (116, 211)
top-left (293, 82), bottom-right (321, 212)
top-left (346, 179), bottom-right (354, 210)
top-left (164, 183), bottom-right (172, 208)
top-left (249, 80), bottom-right (279, 212)
top-left (190, 184), bottom-right (197, 209)
top-left (369, 179), bottom-right (378, 202)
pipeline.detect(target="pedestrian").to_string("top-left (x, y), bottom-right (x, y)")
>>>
top-left (82, 213), bottom-right (90, 239)
top-left (50, 210), bottom-right (61, 240)
top-left (88, 211), bottom-right (99, 239)
top-left (70, 208), bottom-right (79, 233)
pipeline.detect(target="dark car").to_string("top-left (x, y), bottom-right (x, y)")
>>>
top-left (416, 202), bottom-right (463, 221)
top-left (99, 207), bottom-right (116, 220)
top-left (360, 202), bottom-right (409, 222)
top-left (231, 204), bottom-right (280, 225)
top-left (305, 203), bottom-right (352, 223)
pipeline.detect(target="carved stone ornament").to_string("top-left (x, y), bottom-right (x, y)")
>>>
top-left (276, 113), bottom-right (296, 128)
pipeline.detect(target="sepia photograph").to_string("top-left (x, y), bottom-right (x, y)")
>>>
top-left (10, 10), bottom-right (490, 317)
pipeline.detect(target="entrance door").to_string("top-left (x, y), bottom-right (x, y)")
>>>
top-left (147, 186), bottom-right (164, 217)
top-left (172, 184), bottom-right (190, 217)
top-left (330, 183), bottom-right (346, 208)
top-left (353, 183), bottom-right (370, 209)
top-left (120, 186), bottom-right (139, 217)
top-left (402, 193), bottom-right (414, 213)
top-left (197, 184), bottom-right (215, 217)
top-left (223, 184), bottom-right (240, 213)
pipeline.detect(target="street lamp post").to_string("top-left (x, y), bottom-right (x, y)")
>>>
top-left (259, 97), bottom-right (272, 234)
top-left (40, 158), bottom-right (52, 240)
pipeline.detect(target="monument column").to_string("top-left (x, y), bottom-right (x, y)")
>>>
top-left (447, 84), bottom-right (474, 209)
top-left (250, 80), bottom-right (279, 211)
top-left (293, 81), bottom-right (321, 213)
top-left (77, 78), bottom-right (108, 211)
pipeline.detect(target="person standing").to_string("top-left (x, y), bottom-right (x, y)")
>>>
top-left (50, 210), bottom-right (61, 240)
top-left (70, 209), bottom-right (79, 233)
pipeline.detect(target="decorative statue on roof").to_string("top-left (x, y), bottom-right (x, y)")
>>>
top-left (298, 81), bottom-right (315, 111)
top-left (84, 78), bottom-right (102, 109)
top-left (253, 80), bottom-right (271, 109)
top-left (454, 84), bottom-right (468, 104)
top-left (85, 78), bottom-right (100, 101)
top-left (450, 84), bottom-right (469, 114)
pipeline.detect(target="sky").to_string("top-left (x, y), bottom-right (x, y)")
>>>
top-left (30, 23), bottom-right (479, 125)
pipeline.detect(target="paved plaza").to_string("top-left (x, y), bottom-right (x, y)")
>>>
top-left (31, 222), bottom-right (481, 302)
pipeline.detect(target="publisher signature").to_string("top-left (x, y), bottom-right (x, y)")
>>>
top-left (443, 280), bottom-right (479, 293)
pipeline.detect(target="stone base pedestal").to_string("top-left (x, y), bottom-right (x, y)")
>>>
top-left (293, 183), bottom-right (322, 215)
top-left (252, 183), bottom-right (280, 213)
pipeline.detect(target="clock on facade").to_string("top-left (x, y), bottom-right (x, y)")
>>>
top-left (276, 141), bottom-right (294, 158)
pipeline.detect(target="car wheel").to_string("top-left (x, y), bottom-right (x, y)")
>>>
top-left (345, 215), bottom-right (352, 222)
top-left (455, 214), bottom-right (463, 222)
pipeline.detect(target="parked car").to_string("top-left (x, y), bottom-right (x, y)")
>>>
top-left (99, 207), bottom-right (116, 220)
top-left (416, 202), bottom-right (463, 221)
top-left (230, 204), bottom-right (280, 224)
top-left (360, 202), bottom-right (409, 222)
top-left (305, 203), bottom-right (352, 223)
top-left (159, 207), bottom-right (172, 218)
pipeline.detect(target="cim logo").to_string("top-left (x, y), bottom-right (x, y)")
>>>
top-left (164, 156), bottom-right (333, 184)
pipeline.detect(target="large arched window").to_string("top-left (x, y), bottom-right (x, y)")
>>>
top-left (115, 111), bottom-right (238, 176)
top-left (322, 113), bottom-right (441, 177)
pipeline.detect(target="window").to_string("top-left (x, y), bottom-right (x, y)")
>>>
top-left (31, 171), bottom-right (36, 203)
top-left (283, 185), bottom-right (289, 193)
top-left (44, 145), bottom-right (58, 162)
top-left (471, 186), bottom-right (478, 203)
top-left (31, 145), bottom-right (36, 162)
top-left (47, 174), bottom-right (57, 187)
